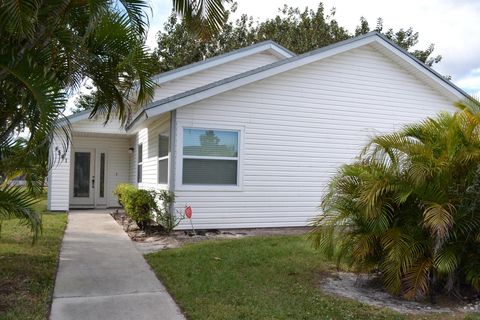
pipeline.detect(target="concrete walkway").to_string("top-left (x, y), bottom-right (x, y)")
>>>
top-left (50, 210), bottom-right (185, 320)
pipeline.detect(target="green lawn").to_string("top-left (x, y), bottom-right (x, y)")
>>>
top-left (0, 194), bottom-right (67, 320)
top-left (146, 235), bottom-right (479, 320)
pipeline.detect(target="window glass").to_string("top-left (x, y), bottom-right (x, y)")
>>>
top-left (74, 152), bottom-right (90, 197)
top-left (159, 135), bottom-right (169, 158)
top-left (183, 129), bottom-right (238, 157)
top-left (137, 144), bottom-right (143, 183)
top-left (99, 153), bottom-right (105, 198)
top-left (138, 144), bottom-right (143, 163)
top-left (158, 159), bottom-right (168, 184)
top-left (158, 135), bottom-right (169, 184)
top-left (183, 159), bottom-right (237, 185)
top-left (182, 129), bottom-right (239, 185)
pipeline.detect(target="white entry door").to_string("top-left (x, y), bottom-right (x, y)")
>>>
top-left (70, 149), bottom-right (108, 207)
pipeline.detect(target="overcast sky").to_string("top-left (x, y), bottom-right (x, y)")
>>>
top-left (146, 0), bottom-right (480, 96)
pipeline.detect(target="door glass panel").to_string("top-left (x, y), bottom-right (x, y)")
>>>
top-left (74, 152), bottom-right (90, 197)
top-left (99, 153), bottom-right (105, 198)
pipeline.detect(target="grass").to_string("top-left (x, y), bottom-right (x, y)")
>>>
top-left (0, 191), bottom-right (67, 320)
top-left (146, 235), bottom-right (480, 320)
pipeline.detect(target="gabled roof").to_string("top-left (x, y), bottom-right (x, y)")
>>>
top-left (150, 40), bottom-right (295, 85)
top-left (127, 32), bottom-right (470, 131)
top-left (59, 109), bottom-right (94, 126)
top-left (63, 40), bottom-right (294, 128)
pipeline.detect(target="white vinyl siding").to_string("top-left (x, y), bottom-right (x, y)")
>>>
top-left (71, 118), bottom-right (125, 134)
top-left (152, 52), bottom-right (281, 101)
top-left (47, 134), bottom-right (71, 211)
top-left (129, 136), bottom-right (136, 184)
top-left (172, 44), bottom-right (457, 229)
top-left (134, 113), bottom-right (171, 191)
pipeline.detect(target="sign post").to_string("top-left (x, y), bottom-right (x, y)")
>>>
top-left (185, 205), bottom-right (195, 236)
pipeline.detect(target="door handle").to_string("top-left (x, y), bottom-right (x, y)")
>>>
top-left (92, 177), bottom-right (95, 188)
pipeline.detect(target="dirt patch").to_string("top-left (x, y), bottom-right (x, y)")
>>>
top-left (110, 210), bottom-right (310, 254)
top-left (319, 271), bottom-right (480, 315)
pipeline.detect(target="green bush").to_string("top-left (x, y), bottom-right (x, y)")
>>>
top-left (114, 184), bottom-right (156, 231)
top-left (310, 100), bottom-right (480, 300)
top-left (126, 189), bottom-right (156, 231)
top-left (113, 183), bottom-right (136, 207)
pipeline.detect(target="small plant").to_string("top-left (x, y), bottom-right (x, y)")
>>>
top-left (153, 190), bottom-right (183, 234)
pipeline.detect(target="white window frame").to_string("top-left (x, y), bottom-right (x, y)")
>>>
top-left (158, 132), bottom-right (169, 186)
top-left (177, 123), bottom-right (244, 191)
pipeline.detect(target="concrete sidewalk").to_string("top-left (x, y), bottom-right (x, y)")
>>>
top-left (50, 210), bottom-right (185, 320)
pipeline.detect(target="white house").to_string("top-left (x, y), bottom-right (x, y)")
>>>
top-left (47, 32), bottom-right (469, 229)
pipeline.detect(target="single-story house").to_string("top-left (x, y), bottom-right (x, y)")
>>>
top-left (47, 31), bottom-right (469, 229)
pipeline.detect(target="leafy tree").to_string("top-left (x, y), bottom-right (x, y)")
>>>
top-left (71, 91), bottom-right (97, 114)
top-left (153, 8), bottom-right (258, 73)
top-left (355, 17), bottom-right (442, 67)
top-left (310, 99), bottom-right (480, 300)
top-left (0, 0), bottom-right (228, 237)
top-left (153, 3), bottom-right (441, 73)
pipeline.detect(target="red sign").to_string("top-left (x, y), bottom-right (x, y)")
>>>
top-left (185, 206), bottom-right (192, 219)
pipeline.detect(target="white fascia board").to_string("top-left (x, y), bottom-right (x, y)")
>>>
top-left (56, 110), bottom-right (91, 128)
top-left (267, 43), bottom-right (296, 59)
top-left (145, 36), bottom-right (377, 118)
top-left (125, 111), bottom-right (149, 133)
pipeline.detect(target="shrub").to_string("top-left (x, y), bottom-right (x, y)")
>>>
top-left (114, 184), bottom-right (156, 231)
top-left (113, 183), bottom-right (136, 207)
top-left (125, 189), bottom-right (156, 231)
top-left (310, 100), bottom-right (480, 300)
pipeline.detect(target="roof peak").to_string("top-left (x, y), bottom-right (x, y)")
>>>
top-left (150, 40), bottom-right (295, 85)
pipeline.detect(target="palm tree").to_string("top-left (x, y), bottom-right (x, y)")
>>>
top-left (0, 0), bottom-right (228, 238)
top-left (310, 99), bottom-right (480, 299)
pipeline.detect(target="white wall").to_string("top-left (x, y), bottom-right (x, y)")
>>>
top-left (69, 134), bottom-right (131, 207)
top-left (132, 113), bottom-right (171, 191)
top-left (47, 133), bottom-right (71, 211)
top-left (172, 44), bottom-right (457, 229)
top-left (71, 118), bottom-right (125, 135)
top-left (152, 52), bottom-right (281, 101)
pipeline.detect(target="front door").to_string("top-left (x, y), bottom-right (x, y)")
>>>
top-left (70, 149), bottom-right (108, 207)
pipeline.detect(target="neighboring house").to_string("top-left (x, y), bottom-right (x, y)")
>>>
top-left (47, 32), bottom-right (469, 229)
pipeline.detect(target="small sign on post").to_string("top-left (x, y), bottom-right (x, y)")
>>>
top-left (185, 205), bottom-right (195, 236)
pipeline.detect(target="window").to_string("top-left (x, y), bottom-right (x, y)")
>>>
top-left (158, 134), bottom-right (169, 184)
top-left (99, 153), bottom-right (105, 198)
top-left (137, 144), bottom-right (143, 183)
top-left (182, 128), bottom-right (239, 185)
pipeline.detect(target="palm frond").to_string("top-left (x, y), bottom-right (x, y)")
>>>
top-left (173, 0), bottom-right (229, 37)
top-left (0, 185), bottom-right (42, 241)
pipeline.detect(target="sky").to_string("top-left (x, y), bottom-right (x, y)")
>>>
top-left (146, 0), bottom-right (480, 97)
